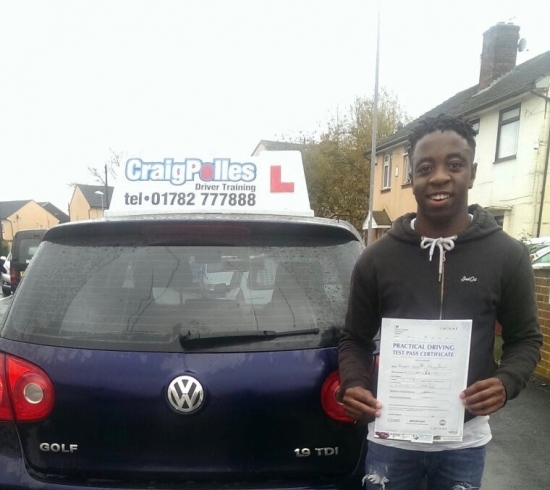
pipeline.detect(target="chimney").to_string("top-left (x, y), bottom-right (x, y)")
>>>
top-left (479, 23), bottom-right (520, 90)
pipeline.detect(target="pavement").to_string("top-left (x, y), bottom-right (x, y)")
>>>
top-left (482, 375), bottom-right (550, 489)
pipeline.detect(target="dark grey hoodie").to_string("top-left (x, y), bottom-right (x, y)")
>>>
top-left (338, 205), bottom-right (542, 420)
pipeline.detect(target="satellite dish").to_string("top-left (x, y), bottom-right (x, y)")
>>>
top-left (518, 38), bottom-right (528, 52)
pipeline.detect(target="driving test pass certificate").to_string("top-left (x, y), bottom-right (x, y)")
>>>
top-left (374, 318), bottom-right (472, 443)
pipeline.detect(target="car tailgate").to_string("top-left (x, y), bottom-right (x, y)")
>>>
top-left (3, 341), bottom-right (365, 487)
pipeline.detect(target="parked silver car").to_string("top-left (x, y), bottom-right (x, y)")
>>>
top-left (524, 237), bottom-right (550, 260)
top-left (0, 252), bottom-right (11, 296)
top-left (532, 245), bottom-right (550, 269)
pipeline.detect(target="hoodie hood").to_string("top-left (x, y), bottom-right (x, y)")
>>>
top-left (387, 204), bottom-right (502, 245)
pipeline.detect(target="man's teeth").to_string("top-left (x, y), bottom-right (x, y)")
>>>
top-left (431, 194), bottom-right (449, 201)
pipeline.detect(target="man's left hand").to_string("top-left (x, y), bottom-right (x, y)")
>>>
top-left (460, 377), bottom-right (507, 415)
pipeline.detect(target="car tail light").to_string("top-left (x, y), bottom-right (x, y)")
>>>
top-left (321, 371), bottom-right (354, 423)
top-left (0, 355), bottom-right (14, 421)
top-left (10, 267), bottom-right (18, 289)
top-left (0, 355), bottom-right (55, 422)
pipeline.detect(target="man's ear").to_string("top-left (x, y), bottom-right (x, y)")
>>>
top-left (469, 163), bottom-right (478, 189)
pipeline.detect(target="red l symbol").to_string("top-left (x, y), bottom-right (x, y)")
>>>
top-left (270, 166), bottom-right (295, 193)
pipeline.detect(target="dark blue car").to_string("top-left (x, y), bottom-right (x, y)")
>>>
top-left (0, 214), bottom-right (366, 489)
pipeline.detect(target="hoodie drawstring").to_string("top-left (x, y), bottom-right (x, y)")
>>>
top-left (420, 236), bottom-right (457, 320)
top-left (420, 236), bottom-right (457, 283)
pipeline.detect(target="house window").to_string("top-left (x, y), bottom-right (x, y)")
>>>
top-left (496, 105), bottom-right (520, 161)
top-left (402, 153), bottom-right (411, 184)
top-left (488, 208), bottom-right (506, 228)
top-left (382, 153), bottom-right (392, 189)
top-left (470, 119), bottom-right (480, 135)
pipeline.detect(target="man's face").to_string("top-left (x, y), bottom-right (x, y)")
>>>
top-left (410, 130), bottom-right (477, 225)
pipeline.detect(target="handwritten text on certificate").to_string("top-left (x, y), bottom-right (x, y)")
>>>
top-left (374, 318), bottom-right (472, 443)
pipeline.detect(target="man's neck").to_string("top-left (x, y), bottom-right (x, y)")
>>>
top-left (414, 213), bottom-right (472, 238)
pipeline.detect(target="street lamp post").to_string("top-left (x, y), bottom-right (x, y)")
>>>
top-left (95, 190), bottom-right (104, 216)
top-left (367, 0), bottom-right (381, 246)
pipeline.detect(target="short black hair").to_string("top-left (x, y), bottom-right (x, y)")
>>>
top-left (407, 114), bottom-right (477, 161)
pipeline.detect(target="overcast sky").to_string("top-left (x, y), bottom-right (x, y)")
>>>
top-left (1, 0), bottom-right (549, 213)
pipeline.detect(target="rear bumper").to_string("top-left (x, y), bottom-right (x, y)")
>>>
top-left (0, 469), bottom-right (364, 490)
top-left (0, 423), bottom-right (366, 490)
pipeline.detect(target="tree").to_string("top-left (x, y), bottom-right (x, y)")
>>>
top-left (86, 148), bottom-right (123, 187)
top-left (69, 149), bottom-right (124, 209)
top-left (287, 90), bottom-right (409, 232)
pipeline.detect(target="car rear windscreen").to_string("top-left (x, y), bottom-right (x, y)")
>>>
top-left (16, 237), bottom-right (42, 263)
top-left (2, 233), bottom-right (361, 352)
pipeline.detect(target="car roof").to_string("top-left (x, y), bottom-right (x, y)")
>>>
top-left (532, 245), bottom-right (550, 257)
top-left (13, 229), bottom-right (47, 238)
top-left (524, 236), bottom-right (550, 245)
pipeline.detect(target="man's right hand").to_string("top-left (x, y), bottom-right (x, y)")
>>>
top-left (340, 386), bottom-right (382, 422)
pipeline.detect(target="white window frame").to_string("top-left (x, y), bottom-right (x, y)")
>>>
top-left (382, 153), bottom-right (392, 190)
top-left (402, 153), bottom-right (411, 185)
top-left (496, 105), bottom-right (520, 161)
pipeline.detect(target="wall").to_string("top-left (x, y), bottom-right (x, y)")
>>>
top-left (470, 92), bottom-right (550, 240)
top-left (534, 269), bottom-right (550, 380)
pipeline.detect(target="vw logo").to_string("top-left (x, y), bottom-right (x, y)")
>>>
top-left (167, 375), bottom-right (204, 414)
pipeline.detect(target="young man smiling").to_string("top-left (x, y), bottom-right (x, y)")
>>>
top-left (338, 115), bottom-right (542, 489)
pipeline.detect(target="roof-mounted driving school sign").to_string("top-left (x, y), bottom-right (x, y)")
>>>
top-left (105, 151), bottom-right (313, 218)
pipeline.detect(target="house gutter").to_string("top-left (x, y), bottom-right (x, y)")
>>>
top-left (531, 89), bottom-right (550, 237)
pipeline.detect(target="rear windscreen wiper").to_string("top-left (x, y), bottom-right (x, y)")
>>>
top-left (180, 328), bottom-right (319, 345)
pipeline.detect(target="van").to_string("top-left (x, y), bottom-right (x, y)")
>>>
top-left (9, 229), bottom-right (47, 293)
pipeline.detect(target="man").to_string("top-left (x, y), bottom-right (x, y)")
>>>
top-left (338, 115), bottom-right (542, 489)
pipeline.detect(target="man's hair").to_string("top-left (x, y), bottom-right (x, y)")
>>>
top-left (407, 114), bottom-right (477, 160)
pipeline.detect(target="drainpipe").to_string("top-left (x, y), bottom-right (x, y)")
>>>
top-left (531, 90), bottom-right (550, 237)
top-left (540, 126), bottom-right (550, 237)
top-left (3, 219), bottom-right (15, 250)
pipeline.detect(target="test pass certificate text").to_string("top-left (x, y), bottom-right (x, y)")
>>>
top-left (374, 318), bottom-right (472, 443)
